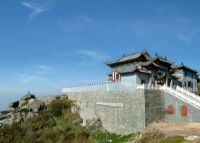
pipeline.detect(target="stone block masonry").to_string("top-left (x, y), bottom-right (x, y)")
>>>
top-left (162, 91), bottom-right (200, 122)
top-left (66, 90), bottom-right (162, 134)
top-left (144, 90), bottom-right (163, 126)
top-left (67, 91), bottom-right (145, 134)
top-left (64, 89), bottom-right (200, 135)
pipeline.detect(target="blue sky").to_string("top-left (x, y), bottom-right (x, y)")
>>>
top-left (0, 0), bottom-right (200, 110)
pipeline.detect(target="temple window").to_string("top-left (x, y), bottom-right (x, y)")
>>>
top-left (181, 105), bottom-right (188, 116)
top-left (167, 104), bottom-right (174, 114)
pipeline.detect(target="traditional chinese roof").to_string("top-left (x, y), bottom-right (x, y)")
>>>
top-left (141, 61), bottom-right (162, 68)
top-left (172, 63), bottom-right (198, 73)
top-left (151, 55), bottom-right (174, 65)
top-left (114, 64), bottom-right (151, 74)
top-left (105, 50), bottom-right (151, 66)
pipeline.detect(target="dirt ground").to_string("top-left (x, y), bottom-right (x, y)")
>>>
top-left (145, 120), bottom-right (200, 137)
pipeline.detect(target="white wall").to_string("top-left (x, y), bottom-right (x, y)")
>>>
top-left (121, 73), bottom-right (137, 89)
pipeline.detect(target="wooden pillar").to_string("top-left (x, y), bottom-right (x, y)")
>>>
top-left (166, 73), bottom-right (168, 86)
top-left (148, 77), bottom-right (152, 88)
top-left (155, 80), bottom-right (158, 86)
top-left (170, 79), bottom-right (173, 88)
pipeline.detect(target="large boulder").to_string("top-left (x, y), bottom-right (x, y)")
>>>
top-left (0, 113), bottom-right (12, 125)
top-left (0, 93), bottom-right (65, 126)
top-left (0, 114), bottom-right (7, 120)
top-left (26, 100), bottom-right (45, 113)
top-left (24, 111), bottom-right (35, 121)
top-left (8, 101), bottom-right (19, 109)
top-left (0, 110), bottom-right (10, 122)
top-left (19, 98), bottom-right (36, 109)
top-left (18, 99), bottom-right (28, 108)
top-left (21, 91), bottom-right (35, 101)
top-left (86, 117), bottom-right (102, 131)
top-left (38, 96), bottom-right (57, 106)
top-left (14, 112), bottom-right (22, 123)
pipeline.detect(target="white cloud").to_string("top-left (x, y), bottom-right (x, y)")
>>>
top-left (76, 50), bottom-right (109, 60)
top-left (17, 64), bottom-right (52, 84)
top-left (17, 74), bottom-right (47, 84)
top-left (34, 64), bottom-right (51, 71)
top-left (21, 1), bottom-right (54, 21)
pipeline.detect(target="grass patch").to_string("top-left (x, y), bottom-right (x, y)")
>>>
top-left (91, 130), bottom-right (134, 143)
top-left (165, 136), bottom-right (184, 143)
top-left (138, 132), bottom-right (184, 143)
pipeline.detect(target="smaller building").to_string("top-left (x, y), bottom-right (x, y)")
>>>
top-left (172, 63), bottom-right (198, 92)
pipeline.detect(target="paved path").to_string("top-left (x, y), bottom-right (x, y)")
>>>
top-left (145, 120), bottom-right (200, 137)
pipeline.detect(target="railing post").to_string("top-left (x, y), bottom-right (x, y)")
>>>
top-left (106, 82), bottom-right (109, 92)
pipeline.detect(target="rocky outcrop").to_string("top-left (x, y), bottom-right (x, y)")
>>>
top-left (86, 117), bottom-right (103, 131)
top-left (0, 92), bottom-right (57, 126)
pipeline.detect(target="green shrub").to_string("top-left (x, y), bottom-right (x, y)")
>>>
top-left (48, 98), bottom-right (72, 117)
top-left (72, 131), bottom-right (94, 143)
top-left (0, 123), bottom-right (25, 143)
top-left (26, 111), bottom-right (56, 131)
top-left (0, 97), bottom-right (134, 143)
top-left (36, 128), bottom-right (59, 143)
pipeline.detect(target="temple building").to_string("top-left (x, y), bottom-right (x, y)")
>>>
top-left (62, 50), bottom-right (200, 134)
top-left (172, 64), bottom-right (198, 92)
top-left (105, 50), bottom-right (198, 92)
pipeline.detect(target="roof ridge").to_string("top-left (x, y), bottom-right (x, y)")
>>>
top-left (172, 64), bottom-right (198, 73)
top-left (117, 51), bottom-right (143, 61)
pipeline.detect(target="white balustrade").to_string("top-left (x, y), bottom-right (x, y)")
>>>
top-left (159, 85), bottom-right (200, 110)
top-left (137, 83), bottom-right (200, 110)
top-left (137, 84), bottom-right (145, 89)
top-left (62, 81), bottom-right (135, 93)
top-left (62, 81), bottom-right (200, 110)
top-left (137, 84), bottom-right (160, 90)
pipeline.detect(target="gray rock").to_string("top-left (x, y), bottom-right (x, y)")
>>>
top-left (0, 114), bottom-right (7, 120)
top-left (185, 135), bottom-right (200, 141)
top-left (14, 112), bottom-right (22, 123)
top-left (18, 99), bottom-right (28, 108)
top-left (21, 91), bottom-right (35, 101)
top-left (28, 98), bottom-right (35, 104)
top-left (1, 113), bottom-right (14, 125)
top-left (25, 112), bottom-right (35, 121)
top-left (8, 101), bottom-right (19, 109)
top-left (38, 96), bottom-right (56, 106)
top-left (3, 118), bottom-right (13, 125)
top-left (26, 100), bottom-right (45, 113)
top-left (21, 112), bottom-right (26, 121)
top-left (86, 117), bottom-right (102, 130)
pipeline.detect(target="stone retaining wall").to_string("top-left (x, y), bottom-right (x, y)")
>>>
top-left (162, 91), bottom-right (200, 122)
top-left (67, 91), bottom-right (146, 134)
top-left (65, 90), bottom-right (200, 134)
